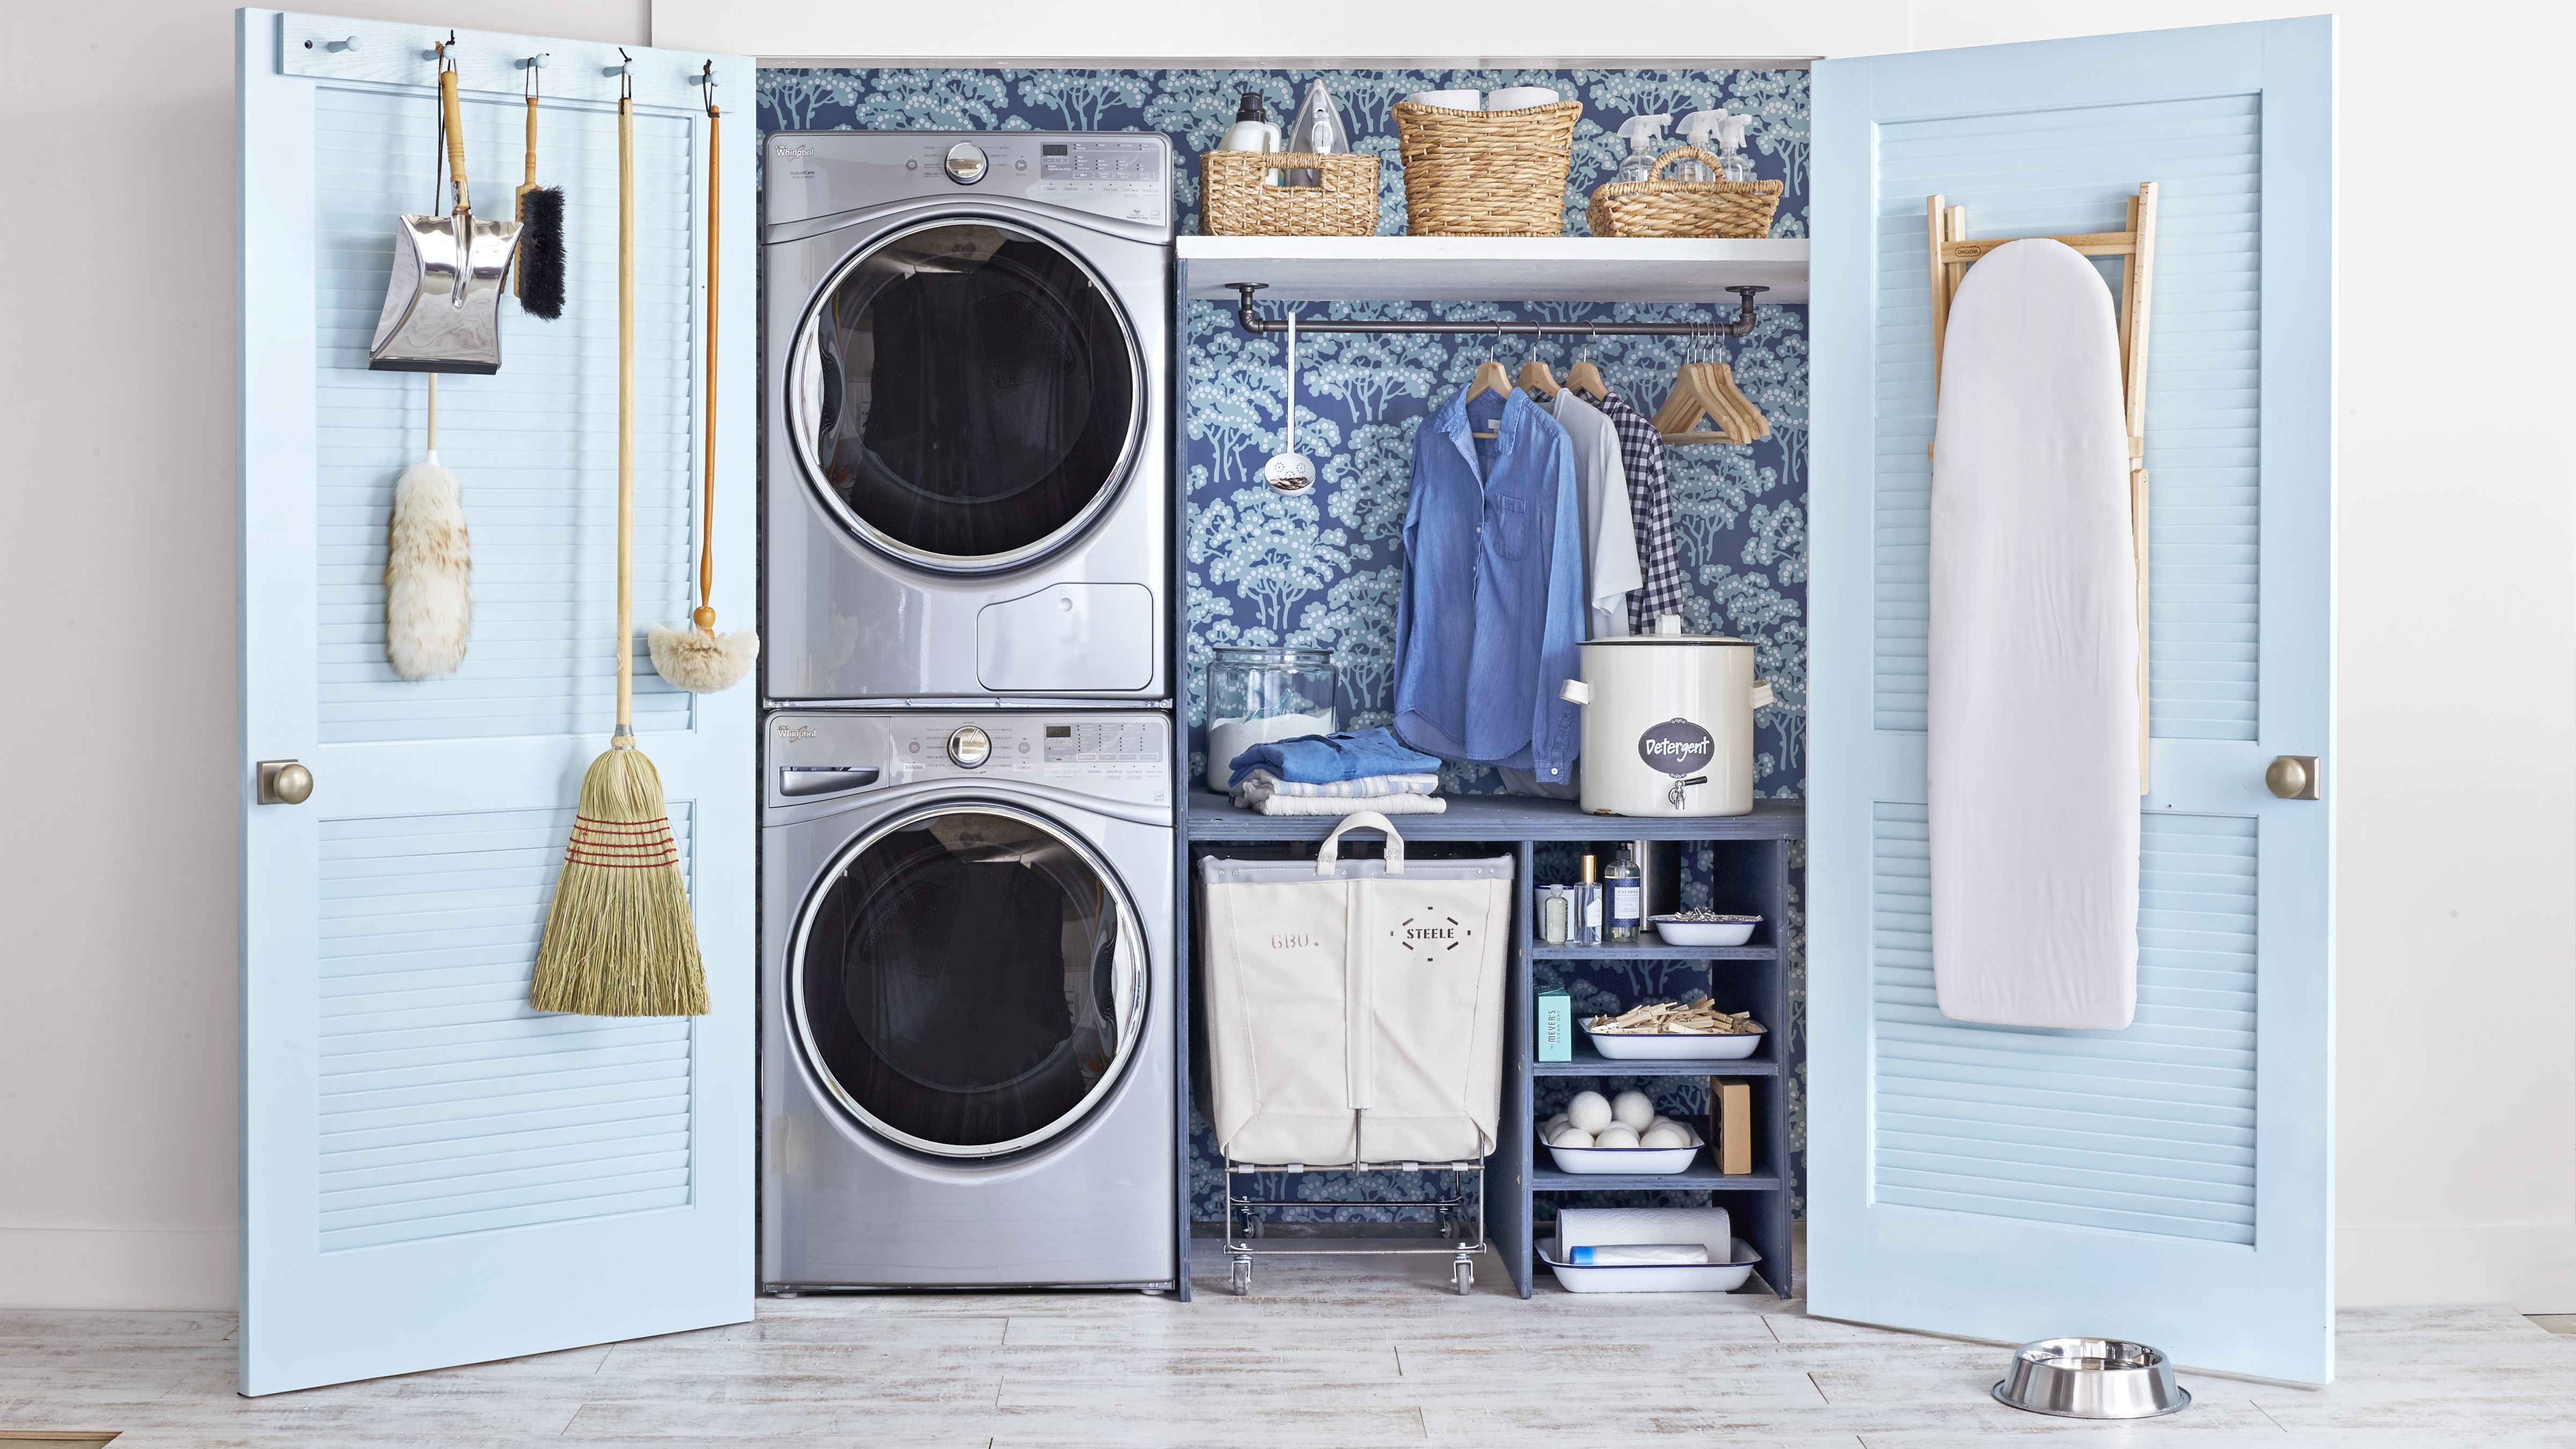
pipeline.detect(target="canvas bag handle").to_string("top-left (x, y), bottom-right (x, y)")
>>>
top-left (1316, 811), bottom-right (1407, 876)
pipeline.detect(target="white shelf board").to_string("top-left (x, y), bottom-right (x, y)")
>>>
top-left (1176, 236), bottom-right (1808, 305)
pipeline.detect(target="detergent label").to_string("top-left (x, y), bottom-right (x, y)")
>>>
top-left (1637, 718), bottom-right (1716, 777)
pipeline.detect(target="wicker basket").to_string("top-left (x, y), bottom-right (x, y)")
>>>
top-left (1587, 147), bottom-right (1784, 239)
top-left (1201, 150), bottom-right (1381, 237)
top-left (1392, 99), bottom-right (1582, 237)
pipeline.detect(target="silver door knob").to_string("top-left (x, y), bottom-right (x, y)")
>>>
top-left (258, 759), bottom-right (314, 806)
top-left (2264, 755), bottom-right (2320, 801)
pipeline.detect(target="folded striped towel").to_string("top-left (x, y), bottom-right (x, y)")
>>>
top-left (1243, 792), bottom-right (1448, 817)
top-left (1230, 769), bottom-right (1442, 806)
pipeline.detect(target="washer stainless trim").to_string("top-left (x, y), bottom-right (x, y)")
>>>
top-left (785, 215), bottom-right (1147, 577)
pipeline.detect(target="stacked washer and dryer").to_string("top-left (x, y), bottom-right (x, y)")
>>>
top-left (759, 132), bottom-right (1179, 1291)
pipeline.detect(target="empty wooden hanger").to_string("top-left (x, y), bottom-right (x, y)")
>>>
top-left (1655, 330), bottom-right (1768, 444)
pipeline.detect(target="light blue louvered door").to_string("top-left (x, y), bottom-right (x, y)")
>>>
top-left (1807, 19), bottom-right (2336, 1382)
top-left (237, 13), bottom-right (756, 1394)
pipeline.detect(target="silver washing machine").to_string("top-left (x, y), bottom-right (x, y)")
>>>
top-left (761, 711), bottom-right (1175, 1289)
top-left (764, 131), bottom-right (1173, 704)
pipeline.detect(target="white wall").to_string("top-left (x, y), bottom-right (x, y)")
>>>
top-left (3, 0), bottom-right (2567, 1312)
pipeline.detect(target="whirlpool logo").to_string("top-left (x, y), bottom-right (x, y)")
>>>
top-left (774, 722), bottom-right (817, 744)
top-left (774, 142), bottom-right (811, 162)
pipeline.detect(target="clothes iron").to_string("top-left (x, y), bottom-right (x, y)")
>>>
top-left (371, 50), bottom-right (521, 374)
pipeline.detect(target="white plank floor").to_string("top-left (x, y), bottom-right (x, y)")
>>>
top-left (8, 1242), bottom-right (2576, 1447)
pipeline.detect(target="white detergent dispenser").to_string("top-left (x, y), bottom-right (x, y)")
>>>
top-left (1559, 616), bottom-right (1774, 816)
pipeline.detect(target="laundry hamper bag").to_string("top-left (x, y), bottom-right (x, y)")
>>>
top-left (1198, 813), bottom-right (1514, 1167)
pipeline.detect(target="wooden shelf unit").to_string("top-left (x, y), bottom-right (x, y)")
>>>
top-left (1182, 791), bottom-right (1804, 1299)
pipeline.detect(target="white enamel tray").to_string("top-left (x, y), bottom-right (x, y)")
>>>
top-left (1541, 1235), bottom-right (1761, 1293)
top-left (1544, 1143), bottom-right (1700, 1174)
top-left (1583, 1026), bottom-right (1762, 1060)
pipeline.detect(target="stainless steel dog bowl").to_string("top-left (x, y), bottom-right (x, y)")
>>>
top-left (1992, 1337), bottom-right (2190, 1419)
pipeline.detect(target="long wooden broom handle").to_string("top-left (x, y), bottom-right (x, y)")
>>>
top-left (440, 67), bottom-right (469, 213)
top-left (616, 92), bottom-right (635, 740)
top-left (696, 103), bottom-right (720, 636)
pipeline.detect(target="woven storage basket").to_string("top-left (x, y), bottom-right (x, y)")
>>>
top-left (1201, 150), bottom-right (1381, 237)
top-left (1392, 99), bottom-right (1582, 237)
top-left (1586, 147), bottom-right (1784, 239)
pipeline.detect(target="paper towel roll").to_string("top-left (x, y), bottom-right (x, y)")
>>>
top-left (1555, 1206), bottom-right (1731, 1257)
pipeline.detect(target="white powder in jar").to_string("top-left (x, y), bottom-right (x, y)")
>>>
top-left (1206, 710), bottom-right (1339, 792)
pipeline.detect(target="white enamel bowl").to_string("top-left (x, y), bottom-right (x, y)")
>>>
top-left (1584, 1026), bottom-right (1762, 1060)
top-left (1651, 915), bottom-right (1760, 947)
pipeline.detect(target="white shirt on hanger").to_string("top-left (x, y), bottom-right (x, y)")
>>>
top-left (1546, 389), bottom-right (1642, 638)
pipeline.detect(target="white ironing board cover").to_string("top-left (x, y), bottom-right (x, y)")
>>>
top-left (1929, 238), bottom-right (2140, 1030)
top-left (1197, 813), bottom-right (1513, 1165)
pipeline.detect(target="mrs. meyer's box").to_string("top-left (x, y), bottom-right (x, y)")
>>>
top-left (1536, 991), bottom-right (1574, 1062)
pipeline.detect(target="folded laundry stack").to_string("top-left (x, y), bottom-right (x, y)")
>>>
top-left (1227, 728), bottom-right (1447, 816)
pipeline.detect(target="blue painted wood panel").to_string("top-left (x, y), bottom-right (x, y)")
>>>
top-left (1810, 17), bottom-right (2336, 1384)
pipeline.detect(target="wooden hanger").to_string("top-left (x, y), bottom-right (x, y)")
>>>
top-left (1655, 332), bottom-right (1768, 445)
top-left (1565, 328), bottom-right (1607, 402)
top-left (1467, 334), bottom-right (1513, 438)
top-left (1516, 335), bottom-right (1560, 399)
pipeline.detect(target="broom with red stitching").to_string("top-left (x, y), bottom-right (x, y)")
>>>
top-left (530, 65), bottom-right (706, 1018)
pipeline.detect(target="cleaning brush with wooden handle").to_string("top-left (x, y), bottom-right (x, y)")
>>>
top-left (650, 70), bottom-right (756, 693)
top-left (513, 56), bottom-right (565, 320)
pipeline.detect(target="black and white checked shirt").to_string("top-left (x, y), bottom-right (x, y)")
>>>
top-left (1597, 390), bottom-right (1691, 632)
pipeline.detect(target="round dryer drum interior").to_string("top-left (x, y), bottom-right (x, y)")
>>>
top-left (764, 132), bottom-right (1174, 705)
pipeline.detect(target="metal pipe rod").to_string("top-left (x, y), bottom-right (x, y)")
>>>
top-left (1225, 282), bottom-right (1766, 339)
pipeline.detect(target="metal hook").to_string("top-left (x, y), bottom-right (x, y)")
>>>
top-left (433, 30), bottom-right (458, 70)
top-left (523, 54), bottom-right (545, 100)
top-left (700, 58), bottom-right (719, 112)
top-left (609, 47), bottom-right (633, 97)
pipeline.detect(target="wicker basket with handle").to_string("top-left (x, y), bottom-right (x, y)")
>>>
top-left (1587, 147), bottom-right (1784, 239)
top-left (1201, 150), bottom-right (1381, 237)
top-left (1392, 99), bottom-right (1582, 237)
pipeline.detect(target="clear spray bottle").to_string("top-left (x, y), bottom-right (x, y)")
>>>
top-left (1615, 113), bottom-right (1673, 185)
top-left (1718, 113), bottom-right (1757, 182)
top-left (1677, 109), bottom-right (1728, 183)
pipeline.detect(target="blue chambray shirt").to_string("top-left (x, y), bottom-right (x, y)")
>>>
top-left (1392, 386), bottom-right (1585, 781)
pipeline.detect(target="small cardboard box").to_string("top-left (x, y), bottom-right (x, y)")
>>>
top-left (1536, 992), bottom-right (1574, 1062)
top-left (1710, 1079), bottom-right (1754, 1175)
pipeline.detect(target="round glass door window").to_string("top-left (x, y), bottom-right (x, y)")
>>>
top-left (792, 806), bottom-right (1145, 1157)
top-left (792, 219), bottom-right (1143, 572)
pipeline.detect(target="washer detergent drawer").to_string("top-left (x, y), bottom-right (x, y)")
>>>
top-left (978, 583), bottom-right (1155, 692)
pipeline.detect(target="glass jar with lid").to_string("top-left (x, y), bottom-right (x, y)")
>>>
top-left (1204, 647), bottom-right (1337, 792)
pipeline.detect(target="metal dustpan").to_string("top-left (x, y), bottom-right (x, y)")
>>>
top-left (372, 49), bottom-right (520, 374)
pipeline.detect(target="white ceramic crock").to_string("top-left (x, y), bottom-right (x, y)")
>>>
top-left (1558, 616), bottom-right (1773, 817)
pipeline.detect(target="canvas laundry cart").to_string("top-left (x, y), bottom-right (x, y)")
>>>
top-left (1197, 813), bottom-right (1514, 1294)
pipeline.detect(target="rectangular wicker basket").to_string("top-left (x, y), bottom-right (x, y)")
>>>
top-left (1392, 99), bottom-right (1582, 238)
top-left (1586, 147), bottom-right (1783, 239)
top-left (1201, 151), bottom-right (1381, 237)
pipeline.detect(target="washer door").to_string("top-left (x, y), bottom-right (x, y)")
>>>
top-left (792, 804), bottom-right (1145, 1158)
top-left (790, 218), bottom-right (1144, 574)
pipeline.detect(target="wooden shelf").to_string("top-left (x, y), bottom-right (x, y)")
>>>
top-left (1532, 1038), bottom-right (1778, 1077)
top-left (1187, 791), bottom-right (1805, 843)
top-left (1532, 1162), bottom-right (1781, 1192)
top-left (1176, 235), bottom-right (1810, 305)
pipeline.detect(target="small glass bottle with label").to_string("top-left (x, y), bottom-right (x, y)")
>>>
top-left (1606, 846), bottom-right (1643, 943)
top-left (1572, 855), bottom-right (1604, 947)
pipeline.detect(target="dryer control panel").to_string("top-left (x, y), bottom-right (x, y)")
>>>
top-left (764, 130), bottom-right (1172, 233)
top-left (767, 712), bottom-right (1170, 810)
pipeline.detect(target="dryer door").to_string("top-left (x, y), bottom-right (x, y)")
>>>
top-left (789, 218), bottom-right (1144, 574)
top-left (792, 803), bottom-right (1146, 1157)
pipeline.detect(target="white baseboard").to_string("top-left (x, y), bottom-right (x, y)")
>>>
top-left (2340, 1224), bottom-right (2576, 1311)
top-left (0, 1227), bottom-right (235, 1311)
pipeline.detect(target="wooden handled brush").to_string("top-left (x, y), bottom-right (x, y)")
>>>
top-left (530, 72), bottom-right (706, 1019)
top-left (514, 60), bottom-right (566, 319)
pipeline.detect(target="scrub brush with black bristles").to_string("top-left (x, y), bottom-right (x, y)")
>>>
top-left (514, 68), bottom-right (565, 319)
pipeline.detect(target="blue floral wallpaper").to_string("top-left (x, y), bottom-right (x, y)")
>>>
top-left (757, 67), bottom-right (1809, 1224)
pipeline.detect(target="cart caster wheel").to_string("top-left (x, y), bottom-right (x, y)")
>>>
top-left (1437, 1206), bottom-right (1457, 1239)
top-left (1453, 1261), bottom-right (1473, 1295)
top-left (1231, 1258), bottom-right (1253, 1296)
top-left (1248, 1213), bottom-right (1264, 1239)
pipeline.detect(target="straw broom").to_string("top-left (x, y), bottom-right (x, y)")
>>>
top-left (529, 71), bottom-right (707, 1018)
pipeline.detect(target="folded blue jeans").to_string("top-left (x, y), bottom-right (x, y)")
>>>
top-left (1226, 727), bottom-right (1444, 787)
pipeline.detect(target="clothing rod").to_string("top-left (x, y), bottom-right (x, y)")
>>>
top-left (1223, 283), bottom-right (1766, 339)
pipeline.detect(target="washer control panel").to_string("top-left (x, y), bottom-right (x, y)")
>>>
top-left (765, 131), bottom-right (1172, 231)
top-left (770, 713), bottom-right (1170, 807)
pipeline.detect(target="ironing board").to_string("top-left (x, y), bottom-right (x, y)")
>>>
top-left (1927, 238), bottom-right (2140, 1031)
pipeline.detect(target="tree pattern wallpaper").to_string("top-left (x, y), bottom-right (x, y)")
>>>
top-left (757, 66), bottom-right (1811, 1224)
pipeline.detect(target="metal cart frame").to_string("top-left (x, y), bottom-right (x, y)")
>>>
top-left (1221, 1111), bottom-right (1489, 1296)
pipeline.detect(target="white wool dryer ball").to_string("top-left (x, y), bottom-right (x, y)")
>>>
top-left (1639, 1123), bottom-right (1691, 1149)
top-left (1544, 1113), bottom-right (1570, 1134)
top-left (1565, 1091), bottom-right (1613, 1134)
top-left (1550, 1126), bottom-right (1596, 1149)
top-left (1593, 1124), bottom-right (1641, 1150)
top-left (1646, 1115), bottom-right (1678, 1135)
top-left (1611, 1091), bottom-right (1655, 1132)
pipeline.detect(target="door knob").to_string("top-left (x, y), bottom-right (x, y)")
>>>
top-left (258, 759), bottom-right (314, 806)
top-left (2264, 755), bottom-right (2320, 801)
